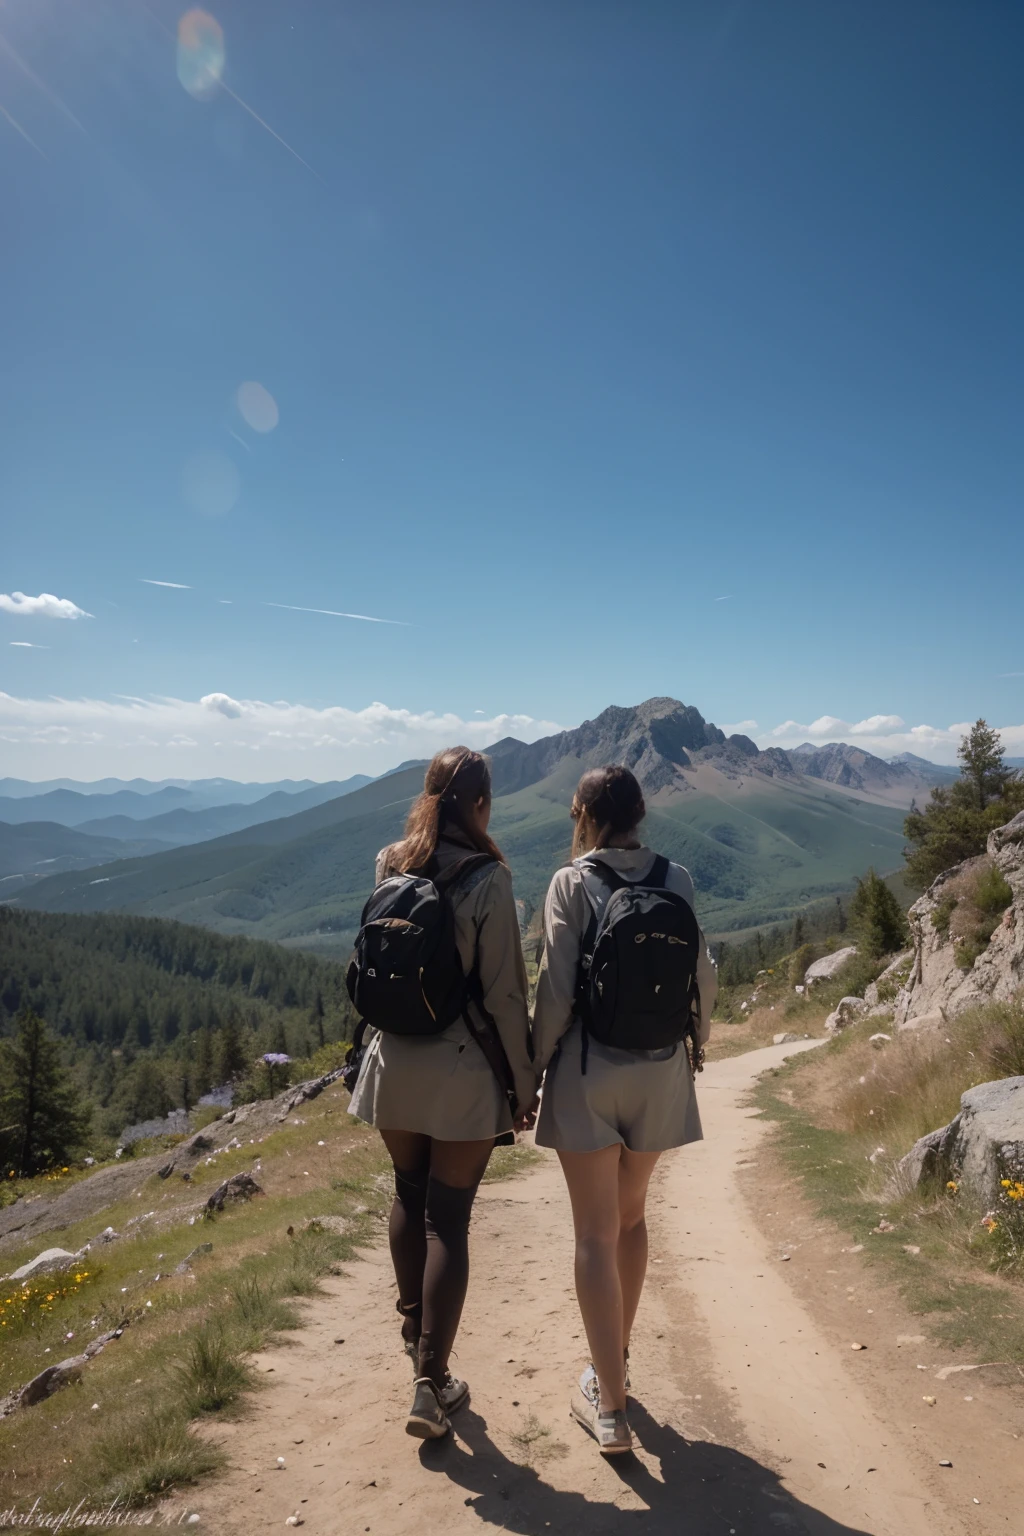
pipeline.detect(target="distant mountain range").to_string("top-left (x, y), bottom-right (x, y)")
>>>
top-left (787, 742), bottom-right (959, 799)
top-left (0, 775), bottom-right (373, 828)
top-left (10, 697), bottom-right (960, 947)
top-left (0, 775), bottom-right (331, 801)
top-left (0, 775), bottom-right (374, 889)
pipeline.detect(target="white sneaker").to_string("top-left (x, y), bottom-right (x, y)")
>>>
top-left (579, 1350), bottom-right (631, 1407)
top-left (570, 1386), bottom-right (633, 1456)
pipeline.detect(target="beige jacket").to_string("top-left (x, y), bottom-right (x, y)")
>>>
top-left (373, 832), bottom-right (537, 1115)
top-left (532, 846), bottom-right (718, 1072)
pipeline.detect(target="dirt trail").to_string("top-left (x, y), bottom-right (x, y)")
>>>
top-left (193, 1042), bottom-right (1016, 1536)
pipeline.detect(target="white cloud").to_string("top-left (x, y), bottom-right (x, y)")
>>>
top-left (10, 641), bottom-right (47, 649)
top-left (141, 579), bottom-right (191, 589)
top-left (202, 692), bottom-right (244, 719)
top-left (722, 718), bottom-right (759, 735)
top-left (758, 713), bottom-right (1024, 763)
top-left (0, 591), bottom-right (92, 619)
top-left (0, 692), bottom-right (562, 779)
top-left (846, 714), bottom-right (907, 736)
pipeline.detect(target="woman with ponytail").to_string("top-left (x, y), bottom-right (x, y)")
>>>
top-left (532, 764), bottom-right (718, 1456)
top-left (348, 748), bottom-right (536, 1439)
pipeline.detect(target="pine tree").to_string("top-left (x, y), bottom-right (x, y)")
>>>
top-left (958, 719), bottom-right (1014, 812)
top-left (848, 870), bottom-right (908, 959)
top-left (904, 721), bottom-right (1024, 888)
top-left (791, 915), bottom-right (805, 948)
top-left (216, 1011), bottom-right (248, 1084)
top-left (0, 1010), bottom-right (90, 1177)
top-left (310, 989), bottom-right (326, 1050)
top-left (177, 1060), bottom-right (195, 1114)
top-left (835, 897), bottom-right (846, 933)
top-left (194, 1026), bottom-right (214, 1097)
top-left (123, 1058), bottom-right (172, 1123)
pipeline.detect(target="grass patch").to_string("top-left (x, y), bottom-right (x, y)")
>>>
top-left (482, 1143), bottom-right (543, 1183)
top-left (230, 1274), bottom-right (300, 1348)
top-left (91, 1406), bottom-right (224, 1506)
top-left (177, 1320), bottom-right (254, 1414)
top-left (507, 1412), bottom-right (569, 1466)
top-left (754, 998), bottom-right (1024, 1365)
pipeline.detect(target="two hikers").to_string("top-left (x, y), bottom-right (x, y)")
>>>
top-left (347, 748), bottom-right (717, 1453)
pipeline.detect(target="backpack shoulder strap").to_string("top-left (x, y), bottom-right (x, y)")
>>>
top-left (434, 853), bottom-right (496, 897)
top-left (646, 854), bottom-right (671, 889)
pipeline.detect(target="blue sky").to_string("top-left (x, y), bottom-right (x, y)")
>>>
top-left (2, 0), bottom-right (1023, 780)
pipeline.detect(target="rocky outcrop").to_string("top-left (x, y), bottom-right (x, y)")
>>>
top-left (894, 811), bottom-right (1024, 1029)
top-left (824, 996), bottom-right (869, 1035)
top-left (898, 1076), bottom-right (1024, 1200)
top-left (206, 1171), bottom-right (263, 1212)
top-left (863, 950), bottom-right (913, 1007)
top-left (0, 1325), bottom-right (127, 1420)
top-left (804, 946), bottom-right (858, 985)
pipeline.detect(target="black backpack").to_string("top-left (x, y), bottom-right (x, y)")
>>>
top-left (574, 854), bottom-right (703, 1073)
top-left (344, 854), bottom-right (518, 1117)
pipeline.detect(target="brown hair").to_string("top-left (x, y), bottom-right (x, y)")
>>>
top-left (388, 746), bottom-right (506, 873)
top-left (570, 764), bottom-right (646, 859)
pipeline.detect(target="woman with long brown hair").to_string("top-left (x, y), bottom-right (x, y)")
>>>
top-left (532, 764), bottom-right (717, 1455)
top-left (348, 747), bottom-right (536, 1440)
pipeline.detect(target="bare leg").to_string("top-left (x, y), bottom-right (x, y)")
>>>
top-left (557, 1144), bottom-right (627, 1413)
top-left (617, 1148), bottom-right (661, 1355)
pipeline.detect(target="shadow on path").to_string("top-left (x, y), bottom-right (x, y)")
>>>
top-left (418, 1398), bottom-right (876, 1536)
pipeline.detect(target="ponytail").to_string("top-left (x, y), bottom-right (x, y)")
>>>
top-left (387, 747), bottom-right (507, 873)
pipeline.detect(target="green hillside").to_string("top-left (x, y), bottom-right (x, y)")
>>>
top-left (0, 819), bottom-right (168, 883)
top-left (0, 907), bottom-right (355, 1139)
top-left (489, 758), bottom-right (907, 935)
top-left (11, 701), bottom-right (910, 953)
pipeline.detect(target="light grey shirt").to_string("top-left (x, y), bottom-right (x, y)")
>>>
top-left (532, 845), bottom-right (718, 1072)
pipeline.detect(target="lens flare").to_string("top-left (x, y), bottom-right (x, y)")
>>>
top-left (237, 381), bottom-right (279, 433)
top-left (182, 451), bottom-right (240, 517)
top-left (177, 9), bottom-right (225, 100)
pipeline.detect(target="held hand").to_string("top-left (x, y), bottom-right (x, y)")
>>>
top-left (513, 1093), bottom-right (540, 1133)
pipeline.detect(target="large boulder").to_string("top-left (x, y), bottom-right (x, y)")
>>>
top-left (14, 1354), bottom-right (89, 1410)
top-left (898, 1075), bottom-right (1024, 1201)
top-left (206, 1171), bottom-right (263, 1212)
top-left (824, 996), bottom-right (869, 1035)
top-left (804, 947), bottom-right (858, 985)
top-left (895, 811), bottom-right (1024, 1030)
top-left (8, 1248), bottom-right (78, 1282)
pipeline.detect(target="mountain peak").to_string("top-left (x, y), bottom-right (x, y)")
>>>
top-left (486, 697), bottom-right (729, 796)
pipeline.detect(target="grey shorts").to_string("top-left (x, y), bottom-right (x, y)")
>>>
top-left (535, 1026), bottom-right (703, 1154)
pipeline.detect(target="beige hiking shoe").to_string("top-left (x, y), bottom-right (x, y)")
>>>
top-left (405, 1373), bottom-right (469, 1440)
top-left (570, 1385), bottom-right (634, 1456)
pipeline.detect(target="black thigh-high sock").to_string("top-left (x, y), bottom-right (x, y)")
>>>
top-left (390, 1165), bottom-right (429, 1344)
top-left (417, 1177), bottom-right (481, 1388)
